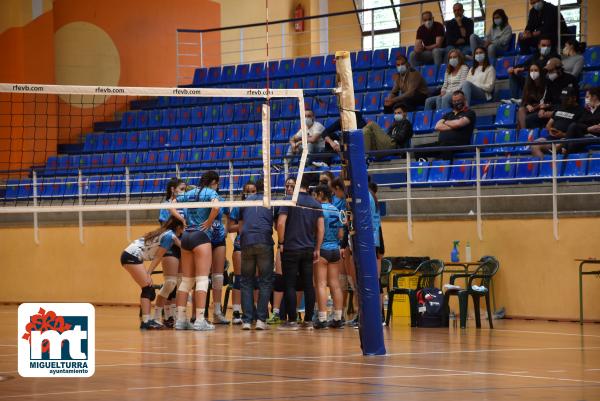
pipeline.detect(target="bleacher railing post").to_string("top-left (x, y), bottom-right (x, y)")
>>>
top-left (125, 167), bottom-right (131, 243)
top-left (551, 143), bottom-right (559, 240)
top-left (78, 169), bottom-right (84, 244)
top-left (475, 146), bottom-right (483, 241)
top-left (405, 151), bottom-right (413, 241)
top-left (175, 163), bottom-right (180, 179)
top-left (200, 32), bottom-right (204, 68)
top-left (284, 157), bottom-right (289, 181)
top-left (32, 170), bottom-right (39, 245)
top-left (229, 160), bottom-right (234, 201)
top-left (371, 9), bottom-right (375, 50)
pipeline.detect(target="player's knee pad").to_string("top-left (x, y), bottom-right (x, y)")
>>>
top-left (158, 276), bottom-right (178, 299)
top-left (338, 274), bottom-right (348, 291)
top-left (233, 274), bottom-right (241, 290)
top-left (195, 275), bottom-right (209, 292)
top-left (140, 285), bottom-right (156, 301)
top-left (212, 273), bottom-right (224, 291)
top-left (273, 273), bottom-right (285, 292)
top-left (178, 276), bottom-right (195, 293)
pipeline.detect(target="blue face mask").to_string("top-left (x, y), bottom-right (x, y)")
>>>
top-left (474, 54), bottom-right (485, 63)
top-left (396, 65), bottom-right (407, 74)
top-left (394, 113), bottom-right (404, 122)
top-left (533, 1), bottom-right (543, 11)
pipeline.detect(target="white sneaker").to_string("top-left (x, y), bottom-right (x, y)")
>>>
top-left (213, 313), bottom-right (230, 325)
top-left (255, 320), bottom-right (267, 330)
top-left (444, 284), bottom-right (461, 291)
top-left (312, 161), bottom-right (329, 168)
top-left (192, 319), bottom-right (215, 331)
top-left (175, 320), bottom-right (194, 330)
top-left (242, 322), bottom-right (252, 330)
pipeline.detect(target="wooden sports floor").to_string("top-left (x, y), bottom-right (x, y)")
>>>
top-left (0, 305), bottom-right (599, 401)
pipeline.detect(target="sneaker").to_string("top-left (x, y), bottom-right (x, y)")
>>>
top-left (232, 311), bottom-right (243, 325)
top-left (500, 99), bottom-right (512, 104)
top-left (312, 161), bottom-right (329, 168)
top-left (266, 312), bottom-right (281, 325)
top-left (163, 317), bottom-right (175, 329)
top-left (213, 313), bottom-right (230, 325)
top-left (444, 284), bottom-right (461, 291)
top-left (242, 322), bottom-right (252, 330)
top-left (329, 319), bottom-right (344, 329)
top-left (140, 320), bottom-right (164, 330)
top-left (314, 320), bottom-right (328, 330)
top-left (174, 320), bottom-right (194, 330)
top-left (300, 322), bottom-right (314, 330)
top-left (346, 316), bottom-right (359, 326)
top-left (278, 322), bottom-right (299, 331)
top-left (192, 319), bottom-right (215, 331)
top-left (255, 320), bottom-right (267, 330)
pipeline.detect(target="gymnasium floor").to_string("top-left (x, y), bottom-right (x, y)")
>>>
top-left (0, 305), bottom-right (599, 401)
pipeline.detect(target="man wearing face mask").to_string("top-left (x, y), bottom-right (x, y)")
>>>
top-left (287, 109), bottom-right (325, 157)
top-left (384, 54), bottom-right (429, 113)
top-left (433, 90), bottom-right (476, 160)
top-left (445, 3), bottom-right (474, 56)
top-left (519, 0), bottom-right (568, 55)
top-left (363, 104), bottom-right (413, 152)
top-left (565, 87), bottom-right (600, 154)
top-left (506, 37), bottom-right (558, 103)
top-left (409, 11), bottom-right (446, 67)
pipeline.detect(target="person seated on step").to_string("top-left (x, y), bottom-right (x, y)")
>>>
top-left (287, 109), bottom-right (325, 157)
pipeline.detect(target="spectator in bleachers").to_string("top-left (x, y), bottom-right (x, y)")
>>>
top-left (507, 37), bottom-right (558, 103)
top-left (460, 47), bottom-right (496, 106)
top-left (363, 104), bottom-right (413, 152)
top-left (312, 111), bottom-right (368, 168)
top-left (287, 109), bottom-right (325, 157)
top-left (409, 11), bottom-right (446, 67)
top-left (531, 86), bottom-right (583, 157)
top-left (517, 62), bottom-right (548, 129)
top-left (565, 87), bottom-right (600, 154)
top-left (444, 3), bottom-right (473, 57)
top-left (519, 0), bottom-right (568, 55)
top-left (384, 54), bottom-right (428, 112)
top-left (425, 49), bottom-right (469, 110)
top-left (469, 9), bottom-right (512, 66)
top-left (561, 38), bottom-right (585, 80)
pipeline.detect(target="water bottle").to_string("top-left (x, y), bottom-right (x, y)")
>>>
top-left (465, 241), bottom-right (472, 263)
top-left (451, 240), bottom-right (460, 262)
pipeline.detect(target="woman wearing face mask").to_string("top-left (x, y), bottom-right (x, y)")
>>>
top-left (518, 63), bottom-right (548, 129)
top-left (561, 39), bottom-right (585, 80)
top-left (565, 87), bottom-right (600, 154)
top-left (507, 37), bottom-right (557, 103)
top-left (469, 9), bottom-right (512, 66)
top-left (460, 47), bottom-right (496, 106)
top-left (287, 109), bottom-right (325, 157)
top-left (424, 49), bottom-right (469, 110)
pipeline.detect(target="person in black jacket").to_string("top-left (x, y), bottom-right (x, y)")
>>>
top-left (565, 87), bottom-right (600, 154)
top-left (519, 0), bottom-right (568, 54)
top-left (507, 37), bottom-right (558, 102)
top-left (363, 104), bottom-right (413, 152)
top-left (445, 3), bottom-right (474, 56)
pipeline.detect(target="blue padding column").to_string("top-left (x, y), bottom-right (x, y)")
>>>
top-left (343, 129), bottom-right (386, 356)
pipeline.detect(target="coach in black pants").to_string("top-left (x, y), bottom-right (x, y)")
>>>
top-left (276, 174), bottom-right (324, 330)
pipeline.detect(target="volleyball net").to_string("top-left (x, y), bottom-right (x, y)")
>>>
top-left (0, 83), bottom-right (309, 214)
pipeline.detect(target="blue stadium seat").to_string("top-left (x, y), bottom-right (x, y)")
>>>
top-left (197, 127), bottom-right (212, 146)
top-left (121, 111), bottom-right (137, 130)
top-left (582, 71), bottom-right (600, 88)
top-left (112, 153), bottom-right (127, 172)
top-left (502, 33), bottom-right (517, 56)
top-left (274, 120), bottom-right (292, 142)
top-left (589, 153), bottom-right (600, 178)
top-left (384, 68), bottom-right (396, 89)
top-left (495, 57), bottom-right (514, 79)
top-left (372, 49), bottom-right (389, 69)
top-left (494, 129), bottom-right (517, 153)
top-left (562, 153), bottom-right (589, 179)
top-left (136, 110), bottom-right (149, 129)
top-left (476, 115), bottom-right (496, 130)
top-left (162, 109), bottom-right (179, 127)
top-left (4, 179), bottom-right (20, 200)
top-left (410, 161), bottom-right (429, 183)
top-left (516, 55), bottom-right (530, 67)
top-left (515, 157), bottom-right (540, 183)
top-left (308, 56), bottom-right (325, 75)
top-left (248, 101), bottom-right (261, 122)
top-left (376, 114), bottom-right (394, 132)
top-left (148, 130), bottom-right (164, 149)
top-left (193, 68), bottom-right (208, 86)
top-left (180, 127), bottom-right (195, 147)
top-left (367, 69), bottom-right (385, 91)
top-left (584, 46), bottom-right (600, 70)
top-left (171, 149), bottom-right (189, 166)
top-left (148, 109), bottom-right (163, 128)
top-left (355, 50), bottom-right (372, 71)
top-left (16, 179), bottom-right (32, 199)
top-left (84, 175), bottom-right (101, 197)
top-left (514, 128), bottom-right (539, 153)
top-left (324, 54), bottom-right (336, 73)
top-left (289, 77), bottom-right (304, 90)
top-left (213, 127), bottom-right (226, 146)
top-left (492, 158), bottom-right (517, 184)
top-left (362, 92), bottom-right (381, 113)
top-left (64, 178), bottom-right (78, 198)
top-left (110, 132), bottom-right (125, 151)
top-left (270, 143), bottom-right (285, 163)
top-left (185, 149), bottom-right (202, 170)
top-left (304, 75), bottom-right (319, 93)
top-left (234, 102), bottom-right (251, 123)
top-left (353, 71), bottom-right (368, 92)
top-left (354, 93), bottom-right (364, 112)
top-left (122, 131), bottom-right (137, 151)
top-left (270, 99), bottom-right (282, 119)
top-left (89, 154), bottom-right (103, 174)
top-left (432, 108), bottom-right (450, 128)
top-left (206, 67), bottom-right (222, 85)
top-left (281, 98), bottom-right (298, 119)
top-left (312, 96), bottom-right (329, 117)
top-left (271, 79), bottom-right (288, 90)
top-left (244, 123), bottom-right (260, 144)
top-left (473, 159), bottom-right (495, 183)
top-left (420, 65), bottom-right (438, 86)
top-left (495, 104), bottom-right (517, 127)
top-left (319, 74), bottom-right (336, 89)
top-left (293, 57), bottom-right (310, 76)
top-left (221, 65), bottom-right (236, 83)
top-left (83, 135), bottom-right (96, 152)
top-left (248, 62), bottom-right (265, 81)
top-left (227, 125), bottom-right (243, 144)
top-left (275, 59), bottom-right (294, 78)
top-left (538, 154), bottom-right (565, 179)
top-left (327, 96), bottom-right (339, 116)
top-left (178, 108), bottom-right (192, 126)
top-left (435, 64), bottom-right (447, 85)
top-left (426, 160), bottom-right (451, 184)
top-left (449, 159), bottom-right (474, 185)
top-left (128, 174), bottom-right (144, 194)
top-left (388, 47), bottom-right (406, 67)
top-left (221, 103), bottom-right (234, 123)
top-left (412, 110), bottom-right (433, 134)
top-left (473, 130), bottom-right (495, 149)
top-left (169, 96), bottom-right (184, 107)
top-left (189, 105), bottom-right (204, 126)
top-left (206, 105), bottom-right (222, 124)
top-left (142, 151), bottom-right (159, 172)
top-left (235, 64), bottom-right (250, 82)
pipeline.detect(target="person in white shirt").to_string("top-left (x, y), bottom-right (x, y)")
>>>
top-left (460, 46), bottom-right (496, 106)
top-left (424, 48), bottom-right (469, 110)
top-left (287, 109), bottom-right (325, 156)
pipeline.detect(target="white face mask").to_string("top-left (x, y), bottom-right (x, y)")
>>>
top-left (540, 46), bottom-right (550, 56)
top-left (424, 20), bottom-right (433, 29)
top-left (394, 113), bottom-right (404, 122)
top-left (396, 65), bottom-right (407, 74)
top-left (448, 58), bottom-right (459, 67)
top-left (530, 71), bottom-right (540, 80)
top-left (474, 54), bottom-right (485, 63)
top-left (547, 72), bottom-right (559, 81)
top-left (533, 1), bottom-right (543, 11)
top-left (494, 18), bottom-right (502, 26)
top-left (305, 117), bottom-right (314, 127)
top-left (585, 97), bottom-right (592, 107)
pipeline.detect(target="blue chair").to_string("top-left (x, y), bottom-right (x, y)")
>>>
top-left (494, 129), bottom-right (517, 153)
top-left (562, 153), bottom-right (589, 179)
top-left (149, 130), bottom-right (165, 148)
top-left (410, 161), bottom-right (430, 183)
top-left (143, 151), bottom-right (159, 172)
top-left (16, 179), bottom-right (33, 199)
top-left (354, 93), bottom-right (364, 112)
top-left (377, 114), bottom-right (394, 132)
top-left (112, 153), bottom-right (127, 173)
top-left (198, 127), bottom-right (213, 146)
top-left (435, 64), bottom-right (447, 85)
top-left (228, 125), bottom-right (244, 144)
top-left (245, 123), bottom-right (260, 144)
top-left (472, 130), bottom-right (496, 150)
top-left (213, 126), bottom-right (226, 146)
top-left (515, 157), bottom-right (540, 183)
top-left (476, 115), bottom-right (496, 130)
top-left (589, 153), bottom-right (600, 178)
top-left (140, 131), bottom-right (154, 150)
top-left (169, 96), bottom-right (184, 107)
top-left (94, 133), bottom-right (109, 152)
top-left (473, 159), bottom-right (496, 184)
top-left (289, 77), bottom-right (304, 90)
top-left (584, 46), bottom-right (600, 70)
top-left (427, 160), bottom-right (451, 185)
top-left (495, 57), bottom-right (515, 79)
top-left (492, 158), bottom-right (517, 184)
top-left (235, 64), bottom-right (250, 82)
top-left (413, 111), bottom-right (433, 134)
top-left (221, 65), bottom-right (236, 83)
top-left (308, 56), bottom-right (325, 74)
top-left (248, 101), bottom-right (261, 122)
top-left (355, 50), bottom-right (372, 70)
top-left (367, 69), bottom-right (385, 91)
top-left (432, 108), bottom-right (450, 128)
top-left (324, 54), bottom-right (336, 73)
top-left (514, 128), bottom-right (539, 153)
top-left (538, 154), bottom-right (565, 179)
top-left (136, 110), bottom-right (149, 129)
top-left (120, 111), bottom-right (137, 130)
top-left (274, 120), bottom-right (292, 142)
top-left (83, 135), bottom-right (96, 152)
top-left (312, 96), bottom-right (329, 117)
top-left (185, 149), bottom-right (202, 170)
top-left (166, 128), bottom-right (181, 148)
top-left (275, 59), bottom-right (294, 78)
top-left (327, 96), bottom-right (339, 116)
top-left (449, 159), bottom-right (474, 185)
top-left (84, 175), bottom-right (101, 197)
top-left (191, 105), bottom-right (205, 125)
top-left (353, 71), bottom-right (368, 92)
top-left (220, 103), bottom-right (234, 124)
top-left (248, 62), bottom-right (265, 81)
top-left (304, 75), bottom-right (319, 93)
top-left (162, 109), bottom-right (179, 127)
top-left (495, 104), bottom-right (517, 127)
top-left (178, 108), bottom-right (192, 127)
top-left (148, 109), bottom-right (163, 128)
top-left (110, 132), bottom-right (125, 151)
top-left (293, 57), bottom-right (310, 75)
top-left (271, 79), bottom-right (288, 90)
top-left (234, 103), bottom-right (251, 123)
top-left (206, 105), bottom-right (222, 124)
top-left (516, 55), bottom-right (530, 67)
top-left (88, 154), bottom-right (103, 174)
top-left (388, 47), bottom-right (406, 67)
top-left (363, 92), bottom-right (381, 113)
top-left (582, 71), bottom-right (600, 88)
top-left (384, 68), bottom-right (396, 89)
top-left (420, 65), bottom-right (438, 86)
top-left (372, 49), bottom-right (389, 69)
top-left (319, 74), bottom-right (336, 88)
top-left (181, 127), bottom-right (195, 147)
top-left (206, 67), bottom-right (222, 85)
top-left (193, 68), bottom-right (208, 86)
top-left (281, 98), bottom-right (298, 119)
top-left (123, 131), bottom-right (138, 151)
top-left (63, 177), bottom-right (79, 197)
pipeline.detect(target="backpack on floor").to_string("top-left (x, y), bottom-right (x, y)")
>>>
top-left (416, 288), bottom-right (445, 328)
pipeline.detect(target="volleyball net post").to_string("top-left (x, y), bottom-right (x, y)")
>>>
top-left (335, 51), bottom-right (386, 356)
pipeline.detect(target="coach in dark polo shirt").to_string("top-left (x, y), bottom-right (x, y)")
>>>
top-left (276, 174), bottom-right (324, 330)
top-left (239, 179), bottom-right (274, 330)
top-left (434, 90), bottom-right (476, 159)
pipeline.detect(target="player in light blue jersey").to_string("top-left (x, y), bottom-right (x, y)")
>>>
top-left (332, 177), bottom-right (353, 325)
top-left (369, 181), bottom-right (385, 324)
top-left (173, 171), bottom-right (220, 331)
top-left (120, 217), bottom-right (183, 330)
top-left (209, 195), bottom-right (230, 324)
top-left (314, 184), bottom-right (344, 330)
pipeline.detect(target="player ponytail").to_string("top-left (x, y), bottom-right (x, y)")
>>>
top-left (144, 217), bottom-right (183, 243)
top-left (165, 178), bottom-right (185, 201)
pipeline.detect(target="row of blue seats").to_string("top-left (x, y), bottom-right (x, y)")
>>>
top-left (190, 43), bottom-right (600, 86)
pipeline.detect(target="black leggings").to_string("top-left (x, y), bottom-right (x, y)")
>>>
top-left (281, 249), bottom-right (315, 323)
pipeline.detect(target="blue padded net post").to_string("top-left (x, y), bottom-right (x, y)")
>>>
top-left (342, 129), bottom-right (386, 356)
